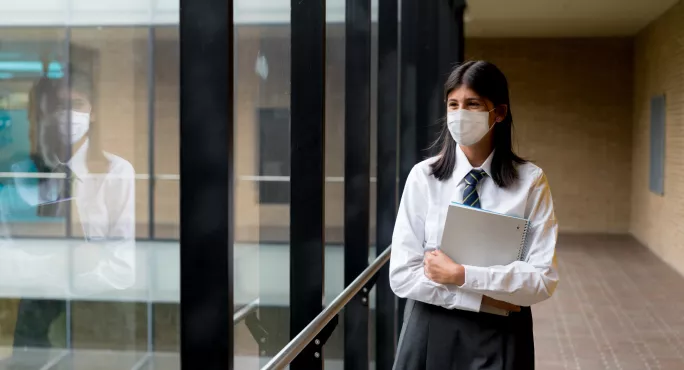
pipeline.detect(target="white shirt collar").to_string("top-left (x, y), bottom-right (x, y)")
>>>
top-left (454, 144), bottom-right (495, 184)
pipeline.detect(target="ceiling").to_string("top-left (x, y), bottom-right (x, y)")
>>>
top-left (465, 0), bottom-right (679, 37)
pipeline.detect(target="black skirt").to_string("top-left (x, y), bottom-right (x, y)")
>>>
top-left (393, 300), bottom-right (534, 370)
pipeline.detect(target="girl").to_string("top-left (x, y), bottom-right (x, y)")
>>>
top-left (390, 61), bottom-right (559, 370)
top-left (2, 66), bottom-right (136, 370)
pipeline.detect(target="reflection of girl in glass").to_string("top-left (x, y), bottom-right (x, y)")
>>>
top-left (1, 65), bottom-right (136, 369)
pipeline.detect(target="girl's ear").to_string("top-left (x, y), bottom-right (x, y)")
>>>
top-left (496, 104), bottom-right (508, 123)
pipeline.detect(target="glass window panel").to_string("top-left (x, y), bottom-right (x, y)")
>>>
top-left (0, 8), bottom-right (178, 370)
top-left (153, 26), bottom-right (180, 241)
top-left (233, 8), bottom-right (292, 368)
top-left (323, 13), bottom-right (346, 369)
top-left (0, 28), bottom-right (68, 239)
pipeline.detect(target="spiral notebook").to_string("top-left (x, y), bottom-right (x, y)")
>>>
top-left (440, 202), bottom-right (530, 316)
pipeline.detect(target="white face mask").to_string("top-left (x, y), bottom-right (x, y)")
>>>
top-left (55, 110), bottom-right (91, 144)
top-left (446, 109), bottom-right (494, 146)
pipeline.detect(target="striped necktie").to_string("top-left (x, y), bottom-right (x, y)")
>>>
top-left (463, 169), bottom-right (487, 208)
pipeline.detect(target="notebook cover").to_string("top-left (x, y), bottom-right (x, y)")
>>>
top-left (440, 202), bottom-right (529, 267)
top-left (440, 202), bottom-right (529, 316)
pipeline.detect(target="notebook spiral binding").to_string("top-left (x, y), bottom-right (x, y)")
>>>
top-left (516, 221), bottom-right (531, 261)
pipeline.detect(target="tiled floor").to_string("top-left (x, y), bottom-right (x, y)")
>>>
top-left (533, 235), bottom-right (684, 370)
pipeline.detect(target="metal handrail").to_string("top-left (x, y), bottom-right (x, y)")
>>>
top-left (261, 246), bottom-right (392, 370)
top-left (234, 298), bottom-right (260, 325)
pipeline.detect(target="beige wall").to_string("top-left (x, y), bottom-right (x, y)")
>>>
top-left (631, 2), bottom-right (684, 275)
top-left (465, 38), bottom-right (634, 233)
top-left (232, 27), bottom-right (378, 244)
top-left (153, 28), bottom-right (181, 239)
top-left (233, 29), bottom-right (291, 243)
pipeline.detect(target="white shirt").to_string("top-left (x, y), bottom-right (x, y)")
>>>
top-left (389, 145), bottom-right (559, 312)
top-left (0, 140), bottom-right (136, 292)
top-left (68, 140), bottom-right (137, 291)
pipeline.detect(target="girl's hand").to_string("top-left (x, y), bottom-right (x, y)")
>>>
top-left (423, 249), bottom-right (465, 286)
top-left (424, 250), bottom-right (522, 312)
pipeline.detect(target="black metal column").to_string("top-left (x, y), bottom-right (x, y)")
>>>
top-left (375, 0), bottom-right (399, 368)
top-left (399, 0), bottom-right (419, 192)
top-left (397, 0), bottom-right (466, 323)
top-left (399, 0), bottom-right (466, 183)
top-left (290, 0), bottom-right (327, 369)
top-left (148, 27), bottom-right (156, 240)
top-left (397, 0), bottom-right (417, 331)
top-left (439, 0), bottom-right (467, 73)
top-left (179, 0), bottom-right (233, 368)
top-left (415, 3), bottom-right (441, 156)
top-left (146, 25), bottom-right (157, 366)
top-left (344, 0), bottom-right (372, 369)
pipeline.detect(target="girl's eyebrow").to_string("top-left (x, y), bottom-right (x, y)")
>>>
top-left (447, 97), bottom-right (483, 103)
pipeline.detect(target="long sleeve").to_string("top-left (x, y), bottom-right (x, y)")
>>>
top-left (100, 166), bottom-right (136, 289)
top-left (74, 163), bottom-right (136, 291)
top-left (98, 163), bottom-right (136, 290)
top-left (389, 166), bottom-right (483, 312)
top-left (459, 169), bottom-right (559, 307)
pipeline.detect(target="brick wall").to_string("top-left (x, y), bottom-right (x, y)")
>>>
top-left (466, 38), bottom-right (634, 233)
top-left (631, 2), bottom-right (684, 275)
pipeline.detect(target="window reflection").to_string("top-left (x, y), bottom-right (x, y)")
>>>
top-left (0, 26), bottom-right (179, 369)
top-left (0, 41), bottom-right (139, 370)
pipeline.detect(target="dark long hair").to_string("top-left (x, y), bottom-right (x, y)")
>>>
top-left (30, 64), bottom-right (108, 174)
top-left (430, 61), bottom-right (526, 188)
